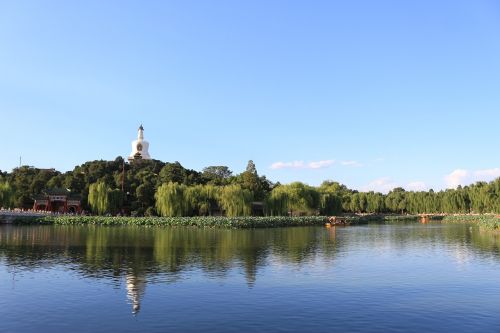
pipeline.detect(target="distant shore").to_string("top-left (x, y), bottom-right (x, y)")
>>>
top-left (2, 212), bottom-right (499, 230)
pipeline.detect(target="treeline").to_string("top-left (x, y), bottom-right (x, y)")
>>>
top-left (0, 157), bottom-right (499, 216)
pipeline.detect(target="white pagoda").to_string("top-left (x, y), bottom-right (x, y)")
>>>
top-left (128, 125), bottom-right (151, 161)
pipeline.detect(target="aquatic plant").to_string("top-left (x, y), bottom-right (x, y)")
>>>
top-left (13, 215), bottom-right (330, 229)
top-left (441, 215), bottom-right (500, 231)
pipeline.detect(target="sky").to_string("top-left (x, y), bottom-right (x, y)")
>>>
top-left (1, 0), bottom-right (499, 192)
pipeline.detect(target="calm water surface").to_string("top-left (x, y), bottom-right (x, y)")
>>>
top-left (1, 223), bottom-right (500, 333)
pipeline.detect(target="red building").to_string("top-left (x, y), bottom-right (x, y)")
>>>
top-left (33, 189), bottom-right (82, 214)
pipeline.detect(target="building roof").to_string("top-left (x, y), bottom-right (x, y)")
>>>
top-left (44, 188), bottom-right (71, 195)
top-left (33, 189), bottom-right (82, 201)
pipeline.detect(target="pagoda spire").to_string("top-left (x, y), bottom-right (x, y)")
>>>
top-left (138, 124), bottom-right (144, 140)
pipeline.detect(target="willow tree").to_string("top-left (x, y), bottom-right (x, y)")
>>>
top-left (155, 182), bottom-right (188, 217)
top-left (0, 181), bottom-right (12, 208)
top-left (107, 189), bottom-right (124, 215)
top-left (284, 182), bottom-right (319, 216)
top-left (266, 185), bottom-right (289, 216)
top-left (183, 185), bottom-right (202, 216)
top-left (88, 181), bottom-right (110, 215)
top-left (218, 184), bottom-right (253, 217)
top-left (318, 181), bottom-right (344, 215)
top-left (266, 182), bottom-right (319, 216)
top-left (493, 178), bottom-right (500, 213)
top-left (319, 192), bottom-right (342, 215)
top-left (197, 184), bottom-right (220, 216)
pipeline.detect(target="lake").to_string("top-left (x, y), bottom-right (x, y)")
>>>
top-left (1, 223), bottom-right (500, 333)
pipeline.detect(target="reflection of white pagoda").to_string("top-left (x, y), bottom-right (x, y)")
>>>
top-left (126, 273), bottom-right (146, 315)
top-left (128, 125), bottom-right (151, 162)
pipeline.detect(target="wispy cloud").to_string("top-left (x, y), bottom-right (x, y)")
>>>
top-left (340, 160), bottom-right (363, 167)
top-left (270, 159), bottom-right (363, 170)
top-left (362, 177), bottom-right (398, 194)
top-left (308, 160), bottom-right (336, 169)
top-left (362, 178), bottom-right (427, 193)
top-left (406, 181), bottom-right (428, 191)
top-left (444, 168), bottom-right (500, 188)
top-left (270, 161), bottom-right (305, 170)
top-left (474, 168), bottom-right (500, 178)
top-left (270, 160), bottom-right (335, 170)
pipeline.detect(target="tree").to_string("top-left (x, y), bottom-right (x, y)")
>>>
top-left (319, 192), bottom-right (342, 215)
top-left (64, 172), bottom-right (86, 193)
top-left (107, 189), bottom-right (124, 215)
top-left (218, 184), bottom-right (253, 217)
top-left (88, 181), bottom-right (110, 215)
top-left (350, 193), bottom-right (362, 213)
top-left (266, 184), bottom-right (289, 216)
top-left (158, 161), bottom-right (202, 186)
top-left (184, 184), bottom-right (220, 216)
top-left (159, 162), bottom-right (186, 184)
top-left (240, 160), bottom-right (263, 199)
top-left (0, 180), bottom-right (12, 208)
top-left (267, 182), bottom-right (319, 216)
top-left (155, 182), bottom-right (188, 217)
top-left (385, 188), bottom-right (407, 214)
top-left (202, 166), bottom-right (232, 185)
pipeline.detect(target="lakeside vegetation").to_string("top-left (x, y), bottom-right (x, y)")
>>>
top-left (6, 213), bottom-right (499, 230)
top-left (1, 158), bottom-right (499, 220)
top-left (440, 215), bottom-right (500, 231)
top-left (9, 215), bottom-right (329, 228)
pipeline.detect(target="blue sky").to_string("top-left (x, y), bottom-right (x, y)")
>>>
top-left (1, 0), bottom-right (499, 192)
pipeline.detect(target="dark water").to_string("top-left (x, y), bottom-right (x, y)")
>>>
top-left (1, 223), bottom-right (500, 333)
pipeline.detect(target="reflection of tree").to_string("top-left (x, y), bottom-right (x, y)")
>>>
top-left (0, 225), bottom-right (345, 311)
top-left (469, 228), bottom-right (500, 258)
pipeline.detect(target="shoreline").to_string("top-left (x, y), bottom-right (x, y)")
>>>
top-left (2, 213), bottom-right (499, 230)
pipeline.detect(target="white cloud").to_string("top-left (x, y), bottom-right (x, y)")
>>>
top-left (444, 169), bottom-right (469, 188)
top-left (340, 160), bottom-right (363, 167)
top-left (308, 160), bottom-right (335, 169)
top-left (406, 181), bottom-right (427, 191)
top-left (270, 160), bottom-right (335, 170)
top-left (444, 168), bottom-right (500, 188)
top-left (362, 178), bottom-right (427, 193)
top-left (270, 161), bottom-right (305, 170)
top-left (474, 168), bottom-right (500, 178)
top-left (362, 177), bottom-right (399, 194)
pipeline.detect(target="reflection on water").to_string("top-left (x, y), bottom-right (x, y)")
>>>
top-left (1, 223), bottom-right (500, 332)
top-left (126, 272), bottom-right (146, 314)
top-left (0, 226), bottom-right (340, 314)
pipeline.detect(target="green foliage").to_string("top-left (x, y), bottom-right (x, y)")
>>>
top-left (2, 158), bottom-right (499, 218)
top-left (13, 215), bottom-right (329, 228)
top-left (266, 185), bottom-right (289, 216)
top-left (88, 181), bottom-right (110, 215)
top-left (218, 184), bottom-right (253, 217)
top-left (159, 162), bottom-right (202, 185)
top-left (0, 180), bottom-right (13, 208)
top-left (319, 193), bottom-right (342, 216)
top-left (385, 188), bottom-right (407, 214)
top-left (441, 215), bottom-right (500, 231)
top-left (107, 189), bottom-right (124, 215)
top-left (155, 182), bottom-right (188, 217)
top-left (240, 160), bottom-right (264, 200)
top-left (202, 166), bottom-right (232, 185)
top-left (266, 182), bottom-right (319, 216)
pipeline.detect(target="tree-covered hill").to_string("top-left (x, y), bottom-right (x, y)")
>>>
top-left (0, 158), bottom-right (499, 216)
